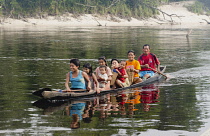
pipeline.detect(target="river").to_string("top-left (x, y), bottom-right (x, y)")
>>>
top-left (0, 25), bottom-right (210, 136)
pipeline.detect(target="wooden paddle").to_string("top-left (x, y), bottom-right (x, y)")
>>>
top-left (148, 67), bottom-right (167, 79)
top-left (110, 72), bottom-right (118, 85)
top-left (126, 69), bottom-right (134, 85)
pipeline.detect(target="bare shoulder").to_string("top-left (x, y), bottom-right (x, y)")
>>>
top-left (66, 72), bottom-right (70, 76)
top-left (82, 71), bottom-right (87, 76)
top-left (66, 72), bottom-right (70, 79)
top-left (92, 73), bottom-right (96, 77)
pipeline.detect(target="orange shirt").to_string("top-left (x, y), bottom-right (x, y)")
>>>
top-left (126, 60), bottom-right (141, 77)
top-left (126, 91), bottom-right (141, 104)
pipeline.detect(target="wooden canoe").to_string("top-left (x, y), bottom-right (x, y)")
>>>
top-left (40, 66), bottom-right (166, 100)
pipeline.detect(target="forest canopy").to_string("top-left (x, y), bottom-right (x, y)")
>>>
top-left (0, 0), bottom-right (209, 19)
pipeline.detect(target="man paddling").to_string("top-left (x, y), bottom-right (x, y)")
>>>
top-left (138, 44), bottom-right (160, 80)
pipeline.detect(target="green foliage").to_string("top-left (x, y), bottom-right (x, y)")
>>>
top-left (169, 0), bottom-right (187, 2)
top-left (0, 0), bottom-right (166, 18)
top-left (198, 0), bottom-right (210, 9)
top-left (0, 0), bottom-right (4, 15)
top-left (186, 1), bottom-right (210, 15)
top-left (2, 0), bottom-right (209, 19)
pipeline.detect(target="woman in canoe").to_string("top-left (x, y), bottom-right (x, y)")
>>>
top-left (95, 56), bottom-right (113, 90)
top-left (126, 50), bottom-right (142, 84)
top-left (65, 59), bottom-right (91, 92)
top-left (83, 63), bottom-right (100, 93)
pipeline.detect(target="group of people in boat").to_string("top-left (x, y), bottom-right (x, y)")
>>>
top-left (63, 44), bottom-right (160, 93)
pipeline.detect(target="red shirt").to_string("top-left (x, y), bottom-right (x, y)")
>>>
top-left (140, 90), bottom-right (159, 104)
top-left (117, 68), bottom-right (126, 83)
top-left (138, 53), bottom-right (160, 71)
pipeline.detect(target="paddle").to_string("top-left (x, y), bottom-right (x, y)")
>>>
top-left (126, 69), bottom-right (134, 86)
top-left (148, 67), bottom-right (168, 79)
top-left (110, 72), bottom-right (118, 86)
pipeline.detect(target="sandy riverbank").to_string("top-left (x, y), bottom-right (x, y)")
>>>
top-left (0, 1), bottom-right (210, 28)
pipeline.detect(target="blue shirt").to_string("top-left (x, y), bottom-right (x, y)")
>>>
top-left (70, 70), bottom-right (86, 89)
top-left (70, 103), bottom-right (86, 120)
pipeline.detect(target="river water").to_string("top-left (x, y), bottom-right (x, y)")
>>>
top-left (0, 25), bottom-right (210, 136)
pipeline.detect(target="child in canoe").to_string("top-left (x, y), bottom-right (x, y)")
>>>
top-left (83, 63), bottom-right (100, 93)
top-left (126, 50), bottom-right (142, 84)
top-left (110, 58), bottom-right (120, 88)
top-left (95, 56), bottom-right (113, 90)
top-left (98, 65), bottom-right (109, 88)
top-left (111, 58), bottom-right (119, 73)
top-left (65, 59), bottom-right (91, 92)
top-left (115, 60), bottom-right (129, 88)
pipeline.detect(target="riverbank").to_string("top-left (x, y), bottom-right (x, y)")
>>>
top-left (0, 1), bottom-right (210, 28)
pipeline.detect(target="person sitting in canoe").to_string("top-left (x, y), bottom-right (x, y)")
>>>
top-left (110, 58), bottom-right (119, 88)
top-left (98, 65), bottom-right (108, 88)
top-left (111, 58), bottom-right (119, 73)
top-left (138, 44), bottom-right (160, 80)
top-left (95, 56), bottom-right (113, 90)
top-left (83, 63), bottom-right (100, 93)
top-left (126, 50), bottom-right (142, 84)
top-left (65, 59), bottom-right (91, 92)
top-left (115, 60), bottom-right (129, 88)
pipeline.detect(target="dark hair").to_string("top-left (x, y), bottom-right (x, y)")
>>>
top-left (83, 63), bottom-right (93, 76)
top-left (99, 65), bottom-right (107, 70)
top-left (120, 60), bottom-right (126, 63)
top-left (98, 56), bottom-right (108, 66)
top-left (143, 44), bottom-right (150, 49)
top-left (111, 58), bottom-right (119, 64)
top-left (127, 50), bottom-right (135, 55)
top-left (70, 59), bottom-right (80, 67)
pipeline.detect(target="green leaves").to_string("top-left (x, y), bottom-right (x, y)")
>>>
top-left (1, 0), bottom-right (209, 19)
top-left (186, 1), bottom-right (210, 15)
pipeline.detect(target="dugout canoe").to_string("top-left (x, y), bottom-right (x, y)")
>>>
top-left (37, 66), bottom-right (166, 100)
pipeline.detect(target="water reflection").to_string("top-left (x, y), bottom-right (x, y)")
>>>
top-left (140, 84), bottom-right (160, 112)
top-left (1, 26), bottom-right (210, 135)
top-left (33, 84), bottom-right (162, 129)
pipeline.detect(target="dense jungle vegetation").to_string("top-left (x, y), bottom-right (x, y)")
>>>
top-left (0, 0), bottom-right (209, 19)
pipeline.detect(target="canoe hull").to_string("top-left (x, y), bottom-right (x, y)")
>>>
top-left (41, 66), bottom-right (166, 99)
top-left (42, 90), bottom-right (97, 99)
